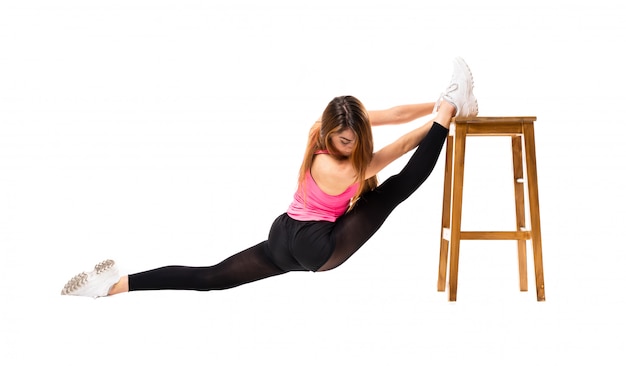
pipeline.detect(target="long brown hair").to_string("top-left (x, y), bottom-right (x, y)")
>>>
top-left (297, 96), bottom-right (378, 210)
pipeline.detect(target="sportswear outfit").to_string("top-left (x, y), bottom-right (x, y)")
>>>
top-left (126, 122), bottom-right (449, 292)
top-left (60, 56), bottom-right (477, 298)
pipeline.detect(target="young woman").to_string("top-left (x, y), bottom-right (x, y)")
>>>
top-left (61, 57), bottom-right (479, 298)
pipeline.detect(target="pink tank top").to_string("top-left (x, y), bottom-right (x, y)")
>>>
top-left (287, 151), bottom-right (359, 222)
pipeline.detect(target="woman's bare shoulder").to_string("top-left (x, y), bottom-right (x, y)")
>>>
top-left (310, 155), bottom-right (356, 195)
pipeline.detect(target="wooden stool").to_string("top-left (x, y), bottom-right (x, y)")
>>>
top-left (437, 116), bottom-right (546, 301)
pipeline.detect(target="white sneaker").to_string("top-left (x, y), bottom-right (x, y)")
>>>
top-left (61, 259), bottom-right (120, 298)
top-left (434, 57), bottom-right (479, 117)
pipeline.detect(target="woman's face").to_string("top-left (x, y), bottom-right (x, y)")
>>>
top-left (330, 128), bottom-right (356, 157)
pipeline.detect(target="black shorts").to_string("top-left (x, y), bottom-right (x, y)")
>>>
top-left (263, 213), bottom-right (335, 272)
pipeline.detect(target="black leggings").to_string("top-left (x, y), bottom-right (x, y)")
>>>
top-left (128, 122), bottom-right (448, 292)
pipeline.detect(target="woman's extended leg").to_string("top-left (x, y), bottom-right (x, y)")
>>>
top-left (107, 242), bottom-right (287, 295)
top-left (317, 105), bottom-right (453, 271)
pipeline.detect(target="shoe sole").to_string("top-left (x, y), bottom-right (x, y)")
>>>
top-left (61, 259), bottom-right (116, 295)
top-left (94, 259), bottom-right (116, 274)
top-left (61, 272), bottom-right (88, 295)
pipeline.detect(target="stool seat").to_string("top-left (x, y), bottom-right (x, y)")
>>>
top-left (437, 116), bottom-right (545, 301)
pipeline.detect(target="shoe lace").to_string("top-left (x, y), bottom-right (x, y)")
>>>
top-left (434, 83), bottom-right (459, 112)
top-left (443, 83), bottom-right (459, 96)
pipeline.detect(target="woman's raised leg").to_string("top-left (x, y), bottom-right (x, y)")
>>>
top-left (317, 103), bottom-right (455, 271)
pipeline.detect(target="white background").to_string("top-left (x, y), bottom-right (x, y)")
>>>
top-left (1, 0), bottom-right (624, 365)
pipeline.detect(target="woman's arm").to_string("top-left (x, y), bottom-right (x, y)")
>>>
top-left (311, 102), bottom-right (435, 130)
top-left (368, 103), bottom-right (435, 126)
top-left (365, 120), bottom-right (434, 178)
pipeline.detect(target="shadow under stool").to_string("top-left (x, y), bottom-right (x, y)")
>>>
top-left (437, 116), bottom-right (546, 301)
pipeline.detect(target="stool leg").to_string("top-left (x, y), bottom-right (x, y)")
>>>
top-left (512, 136), bottom-right (528, 292)
top-left (438, 135), bottom-right (454, 292)
top-left (523, 123), bottom-right (546, 301)
top-left (448, 123), bottom-right (467, 301)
